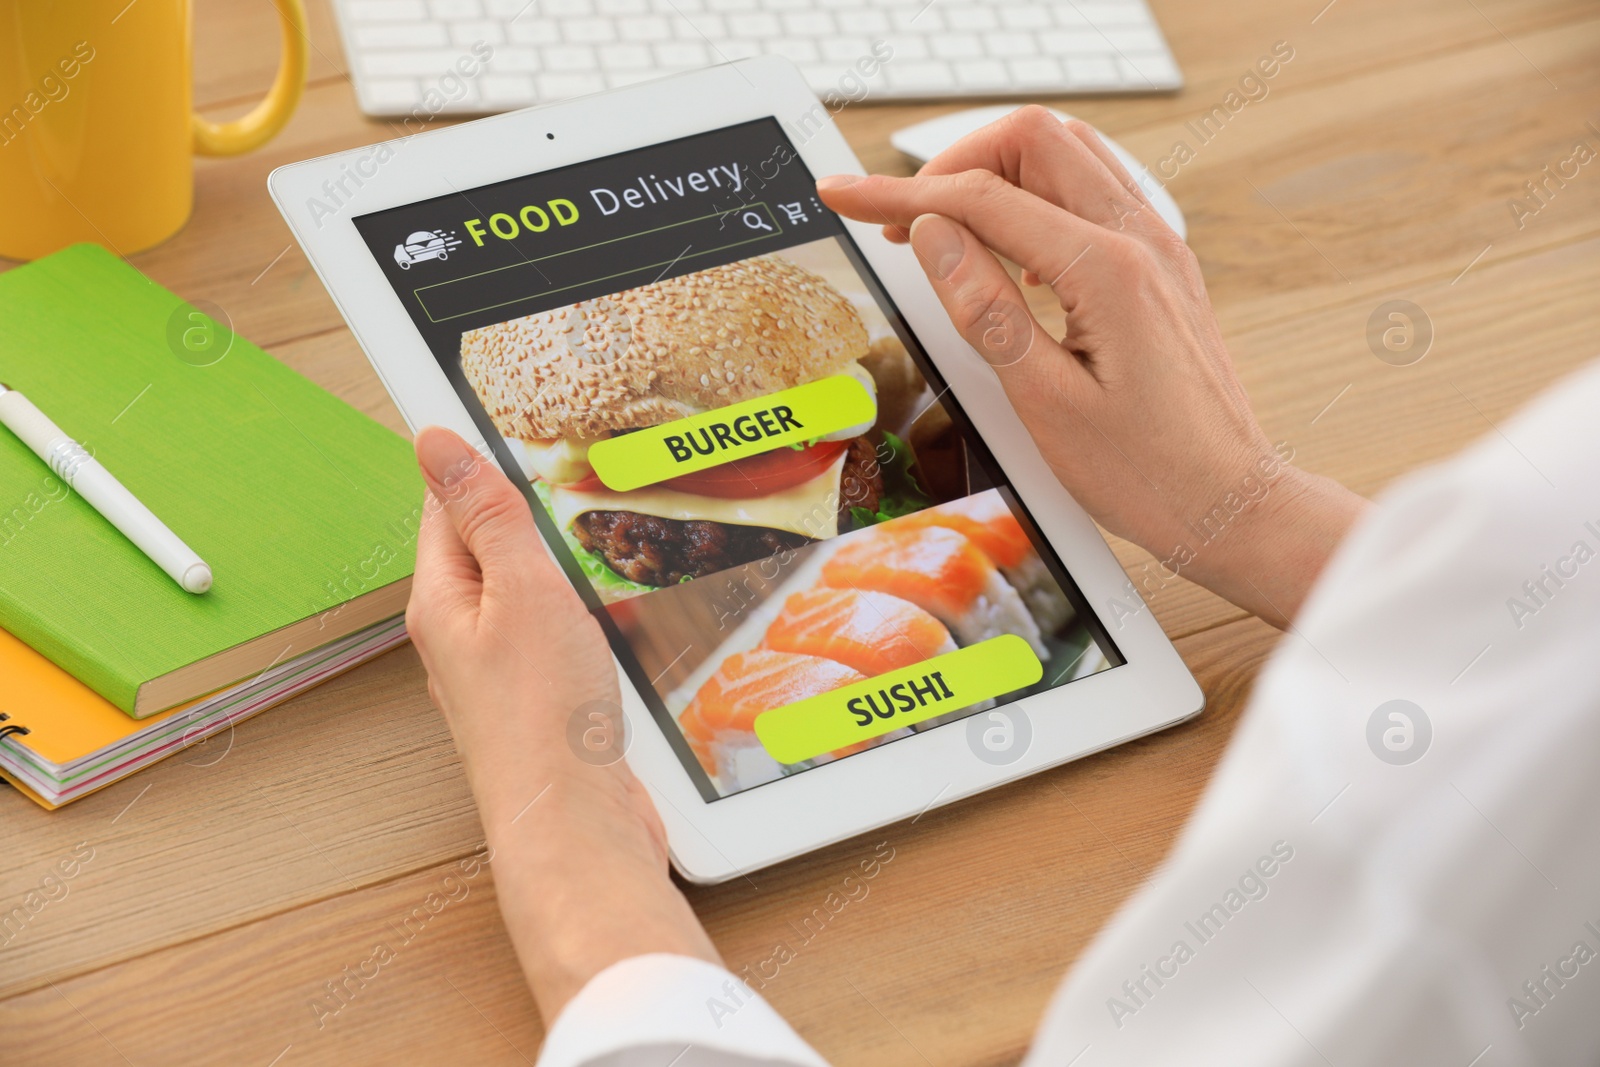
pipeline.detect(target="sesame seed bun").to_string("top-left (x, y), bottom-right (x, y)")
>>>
top-left (460, 255), bottom-right (871, 442)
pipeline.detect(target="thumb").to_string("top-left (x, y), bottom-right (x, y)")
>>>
top-left (906, 213), bottom-right (1092, 411)
top-left (414, 426), bottom-right (540, 587)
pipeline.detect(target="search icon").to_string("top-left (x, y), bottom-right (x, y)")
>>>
top-left (741, 210), bottom-right (774, 232)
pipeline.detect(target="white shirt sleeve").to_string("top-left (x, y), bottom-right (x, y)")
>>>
top-left (1024, 360), bottom-right (1600, 1065)
top-left (542, 361), bottom-right (1600, 1067)
top-left (537, 954), bottom-right (829, 1067)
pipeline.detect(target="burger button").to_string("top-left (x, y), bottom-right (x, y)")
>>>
top-left (587, 373), bottom-right (877, 493)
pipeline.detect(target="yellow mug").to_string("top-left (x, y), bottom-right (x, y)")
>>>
top-left (0, 0), bottom-right (308, 261)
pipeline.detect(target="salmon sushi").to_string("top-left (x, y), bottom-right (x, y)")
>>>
top-left (820, 525), bottom-right (1047, 658)
top-left (763, 588), bottom-right (957, 678)
top-left (900, 490), bottom-right (1072, 631)
top-left (679, 649), bottom-right (866, 790)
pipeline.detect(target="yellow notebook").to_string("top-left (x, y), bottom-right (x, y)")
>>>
top-left (0, 619), bottom-right (408, 809)
top-left (1, 627), bottom-right (200, 762)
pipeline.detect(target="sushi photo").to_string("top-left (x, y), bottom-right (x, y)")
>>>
top-left (613, 488), bottom-right (1113, 796)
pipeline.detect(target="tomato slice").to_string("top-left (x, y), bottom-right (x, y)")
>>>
top-left (560, 440), bottom-right (850, 498)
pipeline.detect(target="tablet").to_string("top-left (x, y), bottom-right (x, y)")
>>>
top-left (270, 57), bottom-right (1203, 883)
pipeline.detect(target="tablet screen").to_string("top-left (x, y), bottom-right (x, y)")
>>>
top-left (353, 118), bottom-right (1123, 801)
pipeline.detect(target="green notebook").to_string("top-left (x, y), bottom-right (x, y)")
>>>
top-left (0, 244), bottom-right (422, 717)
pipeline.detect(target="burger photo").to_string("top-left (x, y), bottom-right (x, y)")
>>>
top-left (460, 247), bottom-right (938, 600)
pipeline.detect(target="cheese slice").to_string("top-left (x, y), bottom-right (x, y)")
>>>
top-left (507, 436), bottom-right (600, 485)
top-left (550, 450), bottom-right (849, 540)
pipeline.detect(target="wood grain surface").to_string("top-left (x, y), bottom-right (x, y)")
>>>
top-left (2, 0), bottom-right (1598, 1062)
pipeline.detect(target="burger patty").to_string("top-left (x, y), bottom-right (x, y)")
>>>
top-left (573, 437), bottom-right (885, 586)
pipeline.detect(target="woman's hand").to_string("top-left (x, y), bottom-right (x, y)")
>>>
top-left (407, 426), bottom-right (719, 1021)
top-left (817, 106), bottom-right (1367, 627)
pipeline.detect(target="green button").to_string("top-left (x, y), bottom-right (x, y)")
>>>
top-left (753, 634), bottom-right (1044, 764)
top-left (586, 374), bottom-right (876, 492)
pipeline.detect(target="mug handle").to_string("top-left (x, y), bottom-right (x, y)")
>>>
top-left (192, 0), bottom-right (309, 157)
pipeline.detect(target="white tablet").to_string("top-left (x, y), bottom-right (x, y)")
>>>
top-left (270, 57), bottom-right (1202, 883)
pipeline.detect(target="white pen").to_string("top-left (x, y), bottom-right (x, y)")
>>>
top-left (0, 383), bottom-right (212, 594)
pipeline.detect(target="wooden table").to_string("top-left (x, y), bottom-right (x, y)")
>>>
top-left (4, 1), bottom-right (1597, 1061)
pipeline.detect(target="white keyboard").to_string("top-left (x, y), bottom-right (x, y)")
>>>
top-left (332, 0), bottom-right (1182, 116)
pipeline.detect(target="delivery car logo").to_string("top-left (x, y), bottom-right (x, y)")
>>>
top-left (393, 229), bottom-right (463, 269)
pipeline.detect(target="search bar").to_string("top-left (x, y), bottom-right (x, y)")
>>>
top-left (413, 202), bottom-right (785, 324)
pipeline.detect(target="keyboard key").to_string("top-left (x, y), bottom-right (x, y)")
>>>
top-left (596, 0), bottom-right (648, 11)
top-left (1040, 29), bottom-right (1112, 53)
top-left (427, 0), bottom-right (481, 16)
top-left (891, 7), bottom-right (942, 32)
top-left (836, 10), bottom-right (888, 33)
top-left (653, 40), bottom-right (708, 65)
top-left (542, 44), bottom-right (597, 69)
top-left (438, 79), bottom-right (480, 106)
top-left (884, 34), bottom-right (928, 59)
top-left (490, 46), bottom-right (540, 69)
top-left (360, 78), bottom-right (421, 110)
top-left (1008, 56), bottom-right (1061, 86)
top-left (997, 5), bottom-right (1050, 29)
top-left (599, 42), bottom-right (653, 67)
top-left (982, 31), bottom-right (1035, 56)
top-left (347, 0), bottom-right (426, 20)
top-left (675, 13), bottom-right (727, 38)
top-left (758, 0), bottom-right (809, 10)
top-left (954, 58), bottom-right (1007, 86)
top-left (484, 0), bottom-right (533, 14)
top-left (728, 12), bottom-right (779, 35)
top-left (542, 0), bottom-right (593, 14)
top-left (537, 72), bottom-right (606, 95)
top-left (620, 15), bottom-right (671, 38)
top-left (931, 34), bottom-right (982, 59)
top-left (1119, 51), bottom-right (1179, 85)
top-left (1075, 2), bottom-right (1146, 26)
top-left (821, 36), bottom-right (871, 61)
top-left (1065, 54), bottom-right (1119, 87)
top-left (565, 16), bottom-right (617, 40)
top-left (709, 0), bottom-right (757, 10)
top-left (1104, 26), bottom-right (1162, 51)
top-left (352, 22), bottom-right (448, 46)
top-left (782, 11), bottom-right (834, 35)
top-left (768, 38), bottom-right (819, 62)
top-left (451, 19), bottom-right (505, 44)
top-left (508, 18), bottom-right (562, 43)
top-left (885, 60), bottom-right (953, 90)
top-left (479, 73), bottom-right (536, 101)
top-left (945, 7), bottom-right (997, 30)
top-left (716, 38), bottom-right (760, 59)
top-left (360, 48), bottom-right (460, 76)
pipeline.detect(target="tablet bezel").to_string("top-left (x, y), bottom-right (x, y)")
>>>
top-left (269, 57), bottom-right (1204, 884)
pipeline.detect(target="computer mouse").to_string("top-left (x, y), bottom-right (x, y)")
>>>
top-left (888, 105), bottom-right (1186, 241)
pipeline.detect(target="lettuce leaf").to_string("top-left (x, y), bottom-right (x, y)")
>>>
top-left (531, 480), bottom-right (656, 598)
top-left (850, 432), bottom-right (931, 529)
